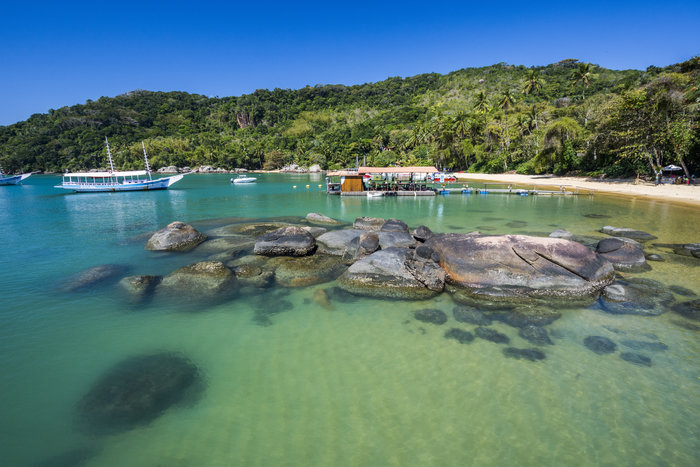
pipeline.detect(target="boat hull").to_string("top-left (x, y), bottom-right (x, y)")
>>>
top-left (0, 173), bottom-right (31, 185)
top-left (55, 174), bottom-right (183, 192)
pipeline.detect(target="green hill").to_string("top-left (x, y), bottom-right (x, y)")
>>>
top-left (1, 57), bottom-right (698, 178)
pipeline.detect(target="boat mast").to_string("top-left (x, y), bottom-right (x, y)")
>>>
top-left (105, 137), bottom-right (116, 181)
top-left (142, 142), bottom-right (153, 180)
top-left (0, 163), bottom-right (5, 177)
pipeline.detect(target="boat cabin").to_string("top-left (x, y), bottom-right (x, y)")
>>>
top-left (326, 166), bottom-right (439, 195)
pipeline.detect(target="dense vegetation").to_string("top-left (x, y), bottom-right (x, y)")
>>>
top-left (1, 57), bottom-right (698, 178)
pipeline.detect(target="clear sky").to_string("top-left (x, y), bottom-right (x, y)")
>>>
top-left (1, 0), bottom-right (698, 126)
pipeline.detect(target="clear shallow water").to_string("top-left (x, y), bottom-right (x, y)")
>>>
top-left (1, 174), bottom-right (699, 466)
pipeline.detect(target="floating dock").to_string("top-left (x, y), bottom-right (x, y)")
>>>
top-left (336, 190), bottom-right (436, 197)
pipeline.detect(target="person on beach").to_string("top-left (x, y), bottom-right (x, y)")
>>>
top-left (655, 169), bottom-right (662, 186)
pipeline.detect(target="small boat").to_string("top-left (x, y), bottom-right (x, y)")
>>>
top-left (366, 191), bottom-right (384, 198)
top-left (0, 164), bottom-right (32, 185)
top-left (231, 174), bottom-right (257, 184)
top-left (55, 139), bottom-right (184, 192)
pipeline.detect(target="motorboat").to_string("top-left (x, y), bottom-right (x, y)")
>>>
top-left (0, 164), bottom-right (32, 185)
top-left (55, 139), bottom-right (184, 192)
top-left (231, 174), bottom-right (257, 184)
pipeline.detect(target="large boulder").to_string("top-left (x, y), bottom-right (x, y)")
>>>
top-left (378, 231), bottom-right (417, 249)
top-left (157, 261), bottom-right (236, 299)
top-left (600, 226), bottom-right (657, 242)
top-left (317, 229), bottom-right (364, 255)
top-left (305, 212), bottom-right (342, 225)
top-left (146, 222), bottom-right (206, 252)
top-left (412, 225), bottom-right (434, 242)
top-left (596, 237), bottom-right (649, 272)
top-left (254, 226), bottom-right (316, 257)
top-left (353, 217), bottom-right (386, 231)
top-left (268, 254), bottom-right (346, 287)
top-left (118, 275), bottom-right (162, 301)
top-left (425, 234), bottom-right (615, 300)
top-left (337, 247), bottom-right (444, 299)
top-left (381, 218), bottom-right (409, 233)
top-left (77, 353), bottom-right (201, 434)
top-left (308, 164), bottom-right (322, 173)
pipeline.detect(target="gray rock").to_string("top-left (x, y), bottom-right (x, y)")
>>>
top-left (194, 235), bottom-right (255, 255)
top-left (221, 221), bottom-right (293, 238)
top-left (337, 247), bottom-right (443, 299)
top-left (157, 261), bottom-right (236, 299)
top-left (412, 225), bottom-right (434, 242)
top-left (308, 164), bottom-right (322, 173)
top-left (378, 231), bottom-right (417, 249)
top-left (301, 226), bottom-right (328, 238)
top-left (425, 234), bottom-right (615, 300)
top-left (305, 212), bottom-right (342, 225)
top-left (353, 217), bottom-right (386, 231)
top-left (145, 222), bottom-right (206, 252)
top-left (317, 229), bottom-right (364, 255)
top-left (475, 327), bottom-right (510, 344)
top-left (231, 264), bottom-right (274, 288)
top-left (601, 278), bottom-right (673, 316)
top-left (342, 232), bottom-right (380, 264)
top-left (645, 253), bottom-right (664, 262)
top-left (596, 237), bottom-right (649, 272)
top-left (254, 226), bottom-right (316, 257)
top-left (381, 218), bottom-right (409, 233)
top-left (600, 226), bottom-right (657, 241)
top-left (620, 340), bottom-right (668, 352)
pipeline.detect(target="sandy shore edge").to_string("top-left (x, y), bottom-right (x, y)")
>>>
top-left (452, 173), bottom-right (700, 206)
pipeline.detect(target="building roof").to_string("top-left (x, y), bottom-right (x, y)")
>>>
top-left (358, 166), bottom-right (439, 174)
top-left (326, 171), bottom-right (360, 177)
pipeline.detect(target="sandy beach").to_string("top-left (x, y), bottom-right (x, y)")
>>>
top-left (453, 173), bottom-right (700, 206)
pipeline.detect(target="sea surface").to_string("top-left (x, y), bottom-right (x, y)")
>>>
top-left (1, 174), bottom-right (698, 466)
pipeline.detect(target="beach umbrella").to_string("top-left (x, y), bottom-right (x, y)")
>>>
top-left (663, 165), bottom-right (683, 172)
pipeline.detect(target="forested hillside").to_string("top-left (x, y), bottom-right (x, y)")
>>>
top-left (1, 57), bottom-right (698, 178)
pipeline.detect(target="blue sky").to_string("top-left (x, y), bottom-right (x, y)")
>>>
top-left (1, 0), bottom-right (698, 126)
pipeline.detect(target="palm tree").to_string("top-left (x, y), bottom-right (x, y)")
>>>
top-left (473, 91), bottom-right (489, 114)
top-left (522, 69), bottom-right (543, 119)
top-left (571, 63), bottom-right (592, 100)
top-left (498, 89), bottom-right (515, 114)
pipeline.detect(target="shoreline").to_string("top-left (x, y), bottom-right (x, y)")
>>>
top-left (452, 173), bottom-right (700, 207)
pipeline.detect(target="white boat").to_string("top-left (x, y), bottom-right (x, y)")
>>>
top-left (55, 139), bottom-right (184, 192)
top-left (231, 174), bottom-right (257, 184)
top-left (0, 164), bottom-right (32, 185)
top-left (366, 191), bottom-right (384, 198)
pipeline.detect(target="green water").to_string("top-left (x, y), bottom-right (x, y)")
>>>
top-left (1, 174), bottom-right (698, 466)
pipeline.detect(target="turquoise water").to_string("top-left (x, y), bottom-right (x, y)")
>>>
top-left (1, 174), bottom-right (699, 466)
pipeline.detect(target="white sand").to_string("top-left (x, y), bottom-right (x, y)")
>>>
top-left (454, 173), bottom-right (700, 206)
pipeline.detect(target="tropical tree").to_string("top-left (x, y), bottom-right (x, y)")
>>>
top-left (473, 91), bottom-right (489, 114)
top-left (522, 69), bottom-right (543, 112)
top-left (572, 62), bottom-right (592, 100)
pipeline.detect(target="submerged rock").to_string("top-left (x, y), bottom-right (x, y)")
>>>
top-left (596, 237), bottom-right (650, 272)
top-left (413, 308), bottom-right (447, 325)
top-left (600, 226), bottom-right (657, 242)
top-left (425, 234), bottom-right (615, 300)
top-left (305, 212), bottom-right (342, 225)
top-left (583, 336), bottom-right (617, 354)
top-left (620, 340), bottom-right (668, 352)
top-left (251, 291), bottom-right (294, 326)
top-left (517, 325), bottom-right (553, 346)
top-left (381, 218), bottom-right (409, 233)
top-left (668, 285), bottom-right (696, 297)
top-left (195, 235), bottom-right (255, 256)
top-left (145, 222), bottom-right (206, 252)
top-left (495, 306), bottom-right (562, 328)
top-left (157, 261), bottom-right (236, 300)
top-left (600, 278), bottom-right (673, 316)
top-left (268, 254), bottom-right (346, 287)
top-left (231, 264), bottom-right (274, 288)
top-left (502, 347), bottom-right (546, 361)
top-left (77, 353), bottom-right (201, 434)
top-left (444, 328), bottom-right (474, 344)
top-left (353, 216), bottom-right (386, 231)
top-left (549, 229), bottom-right (574, 240)
top-left (62, 264), bottom-right (128, 292)
top-left (453, 306), bottom-right (493, 326)
top-left (475, 327), bottom-right (510, 344)
top-left (254, 226), bottom-right (316, 257)
top-left (223, 221), bottom-right (293, 237)
top-left (671, 299), bottom-right (700, 321)
top-left (620, 352), bottom-right (652, 367)
top-left (118, 275), bottom-right (162, 300)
